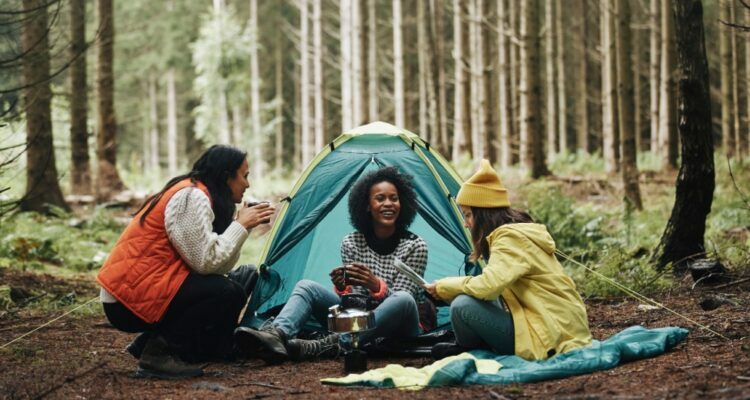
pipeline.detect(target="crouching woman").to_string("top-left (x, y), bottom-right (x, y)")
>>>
top-left (425, 160), bottom-right (592, 360)
top-left (97, 145), bottom-right (274, 378)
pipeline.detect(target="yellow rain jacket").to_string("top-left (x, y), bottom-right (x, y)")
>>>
top-left (436, 223), bottom-right (592, 360)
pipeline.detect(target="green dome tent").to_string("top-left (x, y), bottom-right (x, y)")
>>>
top-left (242, 122), bottom-right (475, 328)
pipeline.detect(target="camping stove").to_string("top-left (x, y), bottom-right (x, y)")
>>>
top-left (328, 294), bottom-right (375, 373)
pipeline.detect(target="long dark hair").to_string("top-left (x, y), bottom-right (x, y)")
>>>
top-left (469, 207), bottom-right (533, 261)
top-left (348, 166), bottom-right (418, 236)
top-left (135, 145), bottom-right (247, 233)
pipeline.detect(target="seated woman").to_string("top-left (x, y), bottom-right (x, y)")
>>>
top-left (425, 160), bottom-right (592, 360)
top-left (97, 145), bottom-right (274, 378)
top-left (235, 166), bottom-right (428, 364)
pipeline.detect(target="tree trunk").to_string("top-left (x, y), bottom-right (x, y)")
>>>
top-left (148, 76), bottom-right (160, 177)
top-left (555, 0), bottom-right (567, 155)
top-left (313, 0), bottom-right (324, 149)
top-left (616, 0), bottom-right (643, 210)
top-left (574, 0), bottom-right (589, 153)
top-left (69, 0), bottom-right (91, 196)
top-left (432, 0), bottom-right (449, 154)
top-left (545, 0), bottom-right (557, 160)
top-left (601, 0), bottom-right (618, 174)
top-left (418, 0), bottom-right (428, 136)
top-left (166, 68), bottom-right (178, 177)
top-left (95, 0), bottom-right (126, 200)
top-left (351, 0), bottom-right (363, 127)
top-left (452, 0), bottom-right (468, 160)
top-left (294, 63), bottom-right (302, 171)
top-left (746, 7), bottom-right (750, 159)
top-left (340, 0), bottom-right (352, 131)
top-left (231, 104), bottom-right (243, 147)
top-left (301, 0), bottom-right (312, 165)
top-left (20, 0), bottom-right (69, 212)
top-left (368, 0), bottom-right (378, 121)
top-left (729, 1), bottom-right (743, 160)
top-left (275, 33), bottom-right (284, 172)
top-left (719, 0), bottom-right (734, 158)
top-left (498, 0), bottom-right (512, 167)
top-left (218, 91), bottom-right (230, 144)
top-left (508, 0), bottom-right (519, 164)
top-left (659, 0), bottom-right (677, 169)
top-left (632, 3), bottom-right (643, 152)
top-left (469, 0), bottom-right (486, 160)
top-left (649, 0), bottom-right (660, 155)
top-left (520, 0), bottom-right (549, 178)
top-left (250, 0), bottom-right (263, 179)
top-left (654, 0), bottom-right (714, 275)
top-left (393, 0), bottom-right (405, 127)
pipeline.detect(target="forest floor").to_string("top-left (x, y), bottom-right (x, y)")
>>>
top-left (0, 265), bottom-right (749, 400)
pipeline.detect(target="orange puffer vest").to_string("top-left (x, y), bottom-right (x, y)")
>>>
top-left (97, 179), bottom-right (210, 323)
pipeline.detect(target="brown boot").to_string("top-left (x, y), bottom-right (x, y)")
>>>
top-left (136, 335), bottom-right (203, 379)
top-left (234, 324), bottom-right (288, 365)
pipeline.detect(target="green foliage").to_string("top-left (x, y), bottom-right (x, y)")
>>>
top-left (0, 208), bottom-right (124, 273)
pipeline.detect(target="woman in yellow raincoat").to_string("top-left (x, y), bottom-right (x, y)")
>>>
top-left (424, 160), bottom-right (592, 360)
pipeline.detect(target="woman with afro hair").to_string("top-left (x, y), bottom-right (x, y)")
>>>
top-left (234, 166), bottom-right (429, 363)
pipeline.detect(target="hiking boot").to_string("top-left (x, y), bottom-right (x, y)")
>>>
top-left (431, 342), bottom-right (471, 359)
top-left (286, 333), bottom-right (341, 361)
top-left (125, 332), bottom-right (151, 359)
top-left (234, 324), bottom-right (288, 364)
top-left (136, 335), bottom-right (203, 379)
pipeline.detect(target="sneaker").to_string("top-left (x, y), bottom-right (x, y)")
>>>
top-left (431, 342), bottom-right (471, 360)
top-left (286, 333), bottom-right (341, 361)
top-left (234, 324), bottom-right (288, 365)
top-left (136, 335), bottom-right (203, 379)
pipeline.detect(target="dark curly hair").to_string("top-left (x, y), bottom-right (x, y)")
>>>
top-left (348, 166), bottom-right (418, 236)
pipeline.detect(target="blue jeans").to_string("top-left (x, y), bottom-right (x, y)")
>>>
top-left (450, 294), bottom-right (515, 354)
top-left (274, 280), bottom-right (420, 345)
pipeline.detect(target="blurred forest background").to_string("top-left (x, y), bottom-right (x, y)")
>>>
top-left (0, 0), bottom-right (748, 297)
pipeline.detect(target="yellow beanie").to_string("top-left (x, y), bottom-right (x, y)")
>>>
top-left (456, 159), bottom-right (510, 208)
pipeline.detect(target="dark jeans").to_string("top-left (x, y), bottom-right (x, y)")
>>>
top-left (104, 264), bottom-right (257, 362)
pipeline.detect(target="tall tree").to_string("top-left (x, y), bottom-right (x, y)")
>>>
top-left (719, 0), bottom-right (734, 158)
top-left (574, 0), bottom-right (589, 153)
top-left (275, 32), bottom-right (284, 172)
top-left (165, 69), bottom-right (178, 176)
top-left (69, 0), bottom-right (92, 195)
top-left (520, 0), bottom-right (549, 177)
top-left (508, 0), bottom-right (520, 163)
top-left (431, 0), bottom-right (449, 154)
top-left (729, 1), bottom-right (743, 160)
top-left (497, 0), bottom-right (512, 167)
top-left (616, 0), bottom-right (643, 210)
top-left (545, 0), bottom-right (557, 160)
top-left (469, 0), bottom-right (486, 160)
top-left (367, 0), bottom-right (378, 121)
top-left (601, 0), bottom-right (619, 174)
top-left (250, 0), bottom-right (263, 179)
top-left (555, 0), bottom-right (567, 154)
top-left (148, 76), bottom-right (160, 176)
top-left (649, 0), bottom-right (660, 154)
top-left (96, 0), bottom-right (126, 200)
top-left (654, 0), bottom-right (714, 275)
top-left (393, 0), bottom-right (405, 127)
top-left (658, 0), bottom-right (677, 169)
top-left (452, 0), bottom-right (468, 160)
top-left (20, 0), bottom-right (69, 212)
top-left (313, 0), bottom-right (324, 149)
top-left (351, 0), bottom-right (363, 127)
top-left (300, 0), bottom-right (312, 165)
top-left (418, 0), bottom-right (429, 136)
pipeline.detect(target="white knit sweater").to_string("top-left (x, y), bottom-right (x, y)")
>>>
top-left (100, 187), bottom-right (248, 303)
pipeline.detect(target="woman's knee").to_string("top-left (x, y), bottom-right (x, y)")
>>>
top-left (449, 294), bottom-right (479, 321)
top-left (293, 279), bottom-right (325, 295)
top-left (388, 291), bottom-right (418, 315)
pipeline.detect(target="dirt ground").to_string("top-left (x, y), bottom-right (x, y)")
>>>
top-left (0, 267), bottom-right (749, 400)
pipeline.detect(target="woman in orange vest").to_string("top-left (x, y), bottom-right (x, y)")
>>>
top-left (97, 145), bottom-right (274, 379)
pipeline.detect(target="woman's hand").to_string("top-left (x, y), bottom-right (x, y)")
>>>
top-left (423, 282), bottom-right (441, 301)
top-left (329, 266), bottom-right (347, 291)
top-left (236, 202), bottom-right (275, 230)
top-left (343, 262), bottom-right (380, 292)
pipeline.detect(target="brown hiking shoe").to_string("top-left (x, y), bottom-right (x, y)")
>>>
top-left (136, 335), bottom-right (203, 379)
top-left (234, 324), bottom-right (288, 364)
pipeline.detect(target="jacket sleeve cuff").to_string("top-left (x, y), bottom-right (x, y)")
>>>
top-left (369, 278), bottom-right (388, 300)
top-left (334, 284), bottom-right (352, 296)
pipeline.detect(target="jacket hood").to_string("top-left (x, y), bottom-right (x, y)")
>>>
top-left (490, 223), bottom-right (557, 255)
